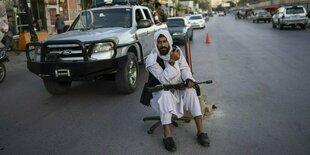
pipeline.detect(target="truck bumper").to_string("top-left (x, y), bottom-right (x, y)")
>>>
top-left (27, 56), bottom-right (128, 81)
top-left (25, 40), bottom-right (127, 81)
top-left (281, 19), bottom-right (308, 26)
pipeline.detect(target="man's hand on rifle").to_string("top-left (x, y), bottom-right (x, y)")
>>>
top-left (186, 79), bottom-right (195, 88)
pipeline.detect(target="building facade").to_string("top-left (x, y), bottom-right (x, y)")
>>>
top-left (210, 0), bottom-right (237, 8)
top-left (1, 0), bottom-right (82, 35)
top-left (250, 0), bottom-right (309, 11)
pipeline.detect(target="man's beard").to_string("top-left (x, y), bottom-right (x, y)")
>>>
top-left (159, 47), bottom-right (169, 55)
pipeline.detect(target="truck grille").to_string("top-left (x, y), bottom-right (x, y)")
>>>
top-left (46, 44), bottom-right (91, 61)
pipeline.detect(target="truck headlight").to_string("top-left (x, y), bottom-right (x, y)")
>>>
top-left (173, 32), bottom-right (183, 36)
top-left (91, 42), bottom-right (114, 59)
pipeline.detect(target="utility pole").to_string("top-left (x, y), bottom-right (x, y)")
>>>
top-left (57, 0), bottom-right (60, 14)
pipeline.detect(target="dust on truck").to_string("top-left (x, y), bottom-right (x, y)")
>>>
top-left (26, 4), bottom-right (167, 95)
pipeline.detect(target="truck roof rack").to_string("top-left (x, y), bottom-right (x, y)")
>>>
top-left (92, 0), bottom-right (138, 8)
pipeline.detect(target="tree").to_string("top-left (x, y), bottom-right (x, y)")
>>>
top-left (227, 1), bottom-right (236, 8)
top-left (176, 2), bottom-right (184, 11)
top-left (198, 1), bottom-right (210, 11)
top-left (175, 2), bottom-right (185, 16)
top-left (238, 0), bottom-right (256, 6)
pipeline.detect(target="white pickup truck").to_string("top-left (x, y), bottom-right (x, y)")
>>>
top-left (26, 4), bottom-right (167, 95)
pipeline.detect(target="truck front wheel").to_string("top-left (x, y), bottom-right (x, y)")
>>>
top-left (278, 20), bottom-right (284, 30)
top-left (272, 20), bottom-right (276, 28)
top-left (0, 63), bottom-right (6, 83)
top-left (43, 79), bottom-right (72, 95)
top-left (115, 53), bottom-right (139, 94)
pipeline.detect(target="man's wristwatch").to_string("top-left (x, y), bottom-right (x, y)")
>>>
top-left (169, 60), bottom-right (175, 65)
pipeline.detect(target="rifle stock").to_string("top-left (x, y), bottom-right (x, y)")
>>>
top-left (146, 85), bottom-right (164, 92)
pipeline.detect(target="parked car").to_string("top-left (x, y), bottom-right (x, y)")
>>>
top-left (188, 14), bottom-right (205, 29)
top-left (218, 11), bottom-right (226, 16)
top-left (308, 11), bottom-right (310, 28)
top-left (272, 5), bottom-right (308, 30)
top-left (252, 9), bottom-right (272, 23)
top-left (167, 17), bottom-right (193, 45)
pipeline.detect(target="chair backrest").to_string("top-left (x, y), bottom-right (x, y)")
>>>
top-left (140, 56), bottom-right (165, 106)
top-left (148, 56), bottom-right (164, 86)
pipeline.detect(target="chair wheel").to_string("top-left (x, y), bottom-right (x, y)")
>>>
top-left (147, 130), bottom-right (153, 134)
top-left (172, 121), bottom-right (178, 127)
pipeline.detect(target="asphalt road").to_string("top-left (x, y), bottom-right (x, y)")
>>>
top-left (1, 15), bottom-right (310, 155)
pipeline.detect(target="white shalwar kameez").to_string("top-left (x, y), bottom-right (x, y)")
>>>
top-left (145, 30), bottom-right (202, 125)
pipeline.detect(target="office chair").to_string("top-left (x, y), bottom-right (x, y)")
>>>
top-left (142, 87), bottom-right (214, 134)
top-left (143, 115), bottom-right (191, 134)
top-left (141, 83), bottom-right (195, 134)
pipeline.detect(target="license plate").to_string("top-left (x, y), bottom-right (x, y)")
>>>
top-left (55, 69), bottom-right (71, 77)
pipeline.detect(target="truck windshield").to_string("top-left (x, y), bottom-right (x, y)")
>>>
top-left (72, 8), bottom-right (132, 30)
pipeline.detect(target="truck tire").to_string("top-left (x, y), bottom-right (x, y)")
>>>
top-left (0, 63), bottom-right (6, 83)
top-left (43, 79), bottom-right (72, 95)
top-left (183, 34), bottom-right (189, 44)
top-left (278, 20), bottom-right (284, 30)
top-left (115, 53), bottom-right (139, 94)
top-left (272, 20), bottom-right (276, 28)
top-left (190, 32), bottom-right (193, 41)
top-left (279, 24), bottom-right (284, 30)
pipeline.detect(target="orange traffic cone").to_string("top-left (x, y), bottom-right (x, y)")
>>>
top-left (206, 33), bottom-right (211, 44)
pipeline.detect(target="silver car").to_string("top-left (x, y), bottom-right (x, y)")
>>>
top-left (272, 6), bottom-right (308, 30)
top-left (252, 9), bottom-right (272, 23)
top-left (167, 17), bottom-right (193, 45)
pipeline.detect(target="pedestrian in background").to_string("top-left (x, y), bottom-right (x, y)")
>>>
top-left (32, 21), bottom-right (38, 32)
top-left (8, 16), bottom-right (17, 36)
top-left (155, 2), bottom-right (167, 22)
top-left (2, 16), bottom-right (16, 51)
top-left (55, 14), bottom-right (65, 34)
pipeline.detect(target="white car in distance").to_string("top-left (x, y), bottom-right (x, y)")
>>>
top-left (188, 14), bottom-right (205, 29)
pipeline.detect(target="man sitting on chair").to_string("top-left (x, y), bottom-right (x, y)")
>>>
top-left (145, 30), bottom-right (210, 152)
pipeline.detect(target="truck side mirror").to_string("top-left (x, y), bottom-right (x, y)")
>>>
top-left (137, 19), bottom-right (152, 28)
top-left (79, 10), bottom-right (94, 30)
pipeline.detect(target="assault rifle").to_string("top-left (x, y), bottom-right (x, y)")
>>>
top-left (146, 80), bottom-right (213, 92)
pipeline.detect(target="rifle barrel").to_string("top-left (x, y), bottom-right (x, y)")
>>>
top-left (197, 80), bottom-right (213, 84)
top-left (146, 80), bottom-right (212, 92)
